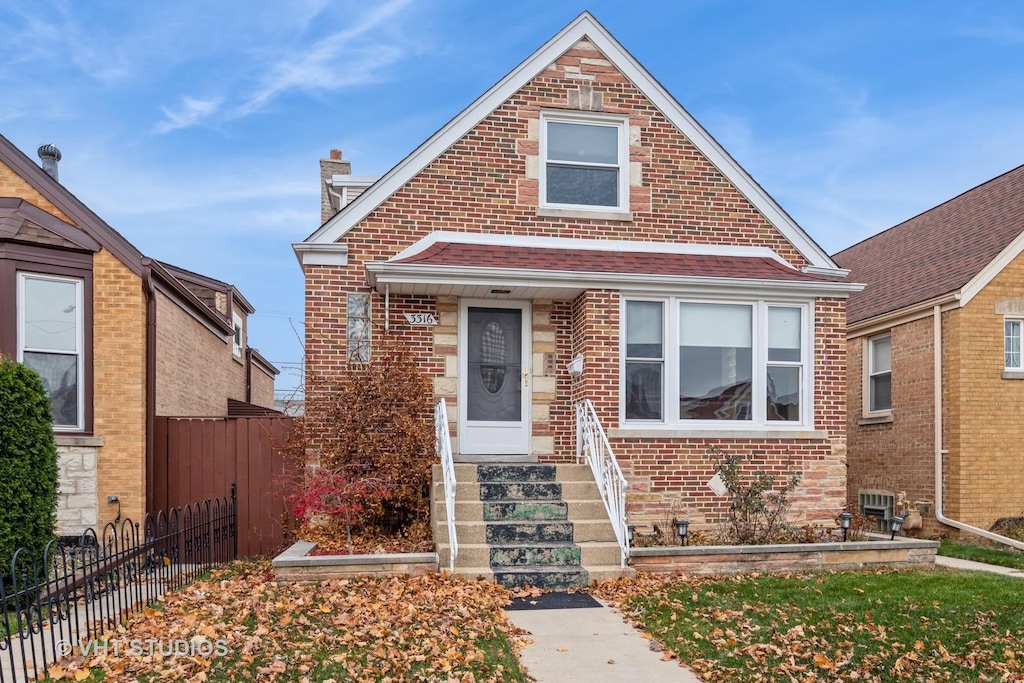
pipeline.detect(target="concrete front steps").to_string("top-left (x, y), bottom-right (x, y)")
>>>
top-left (431, 462), bottom-right (632, 589)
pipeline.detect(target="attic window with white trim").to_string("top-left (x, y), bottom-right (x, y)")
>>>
top-left (540, 112), bottom-right (628, 211)
top-left (232, 311), bottom-right (244, 359)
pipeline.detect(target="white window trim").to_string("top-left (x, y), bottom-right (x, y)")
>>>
top-left (1005, 318), bottom-right (1023, 371)
top-left (539, 110), bottom-right (629, 213)
top-left (619, 295), bottom-right (814, 431)
top-left (232, 311), bottom-right (244, 360)
top-left (16, 272), bottom-right (84, 431)
top-left (864, 333), bottom-right (892, 416)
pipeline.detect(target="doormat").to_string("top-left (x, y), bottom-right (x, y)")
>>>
top-left (505, 591), bottom-right (602, 610)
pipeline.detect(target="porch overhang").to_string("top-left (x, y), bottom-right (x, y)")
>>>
top-left (364, 233), bottom-right (865, 300)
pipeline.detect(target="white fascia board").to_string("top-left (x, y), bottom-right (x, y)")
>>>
top-left (328, 175), bottom-right (379, 187)
top-left (803, 265), bottom-right (851, 278)
top-left (960, 229), bottom-right (1024, 306)
top-left (366, 262), bottom-right (865, 298)
top-left (390, 230), bottom-right (793, 266)
top-left (292, 242), bottom-right (349, 270)
top-left (301, 12), bottom-right (839, 272)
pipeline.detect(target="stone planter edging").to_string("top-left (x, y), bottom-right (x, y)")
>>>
top-left (273, 541), bottom-right (440, 581)
top-left (629, 538), bottom-right (939, 575)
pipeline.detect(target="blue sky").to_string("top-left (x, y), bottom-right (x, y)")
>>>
top-left (3, 1), bottom-right (1024, 397)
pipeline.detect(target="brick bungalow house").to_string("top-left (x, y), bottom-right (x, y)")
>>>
top-left (834, 164), bottom-right (1024, 540)
top-left (296, 13), bottom-right (861, 579)
top-left (0, 133), bottom-right (278, 535)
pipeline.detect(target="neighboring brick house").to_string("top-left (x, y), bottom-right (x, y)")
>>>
top-left (0, 133), bottom-right (278, 535)
top-left (296, 12), bottom-right (861, 531)
top-left (834, 164), bottom-right (1024, 538)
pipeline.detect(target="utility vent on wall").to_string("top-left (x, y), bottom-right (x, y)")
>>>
top-left (859, 492), bottom-right (895, 532)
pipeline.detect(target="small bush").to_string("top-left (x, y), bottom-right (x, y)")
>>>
top-left (0, 357), bottom-right (59, 569)
top-left (284, 335), bottom-right (434, 552)
top-left (708, 446), bottom-right (801, 545)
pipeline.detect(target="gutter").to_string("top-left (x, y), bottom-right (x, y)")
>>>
top-left (932, 304), bottom-right (1024, 550)
top-left (142, 261), bottom-right (158, 516)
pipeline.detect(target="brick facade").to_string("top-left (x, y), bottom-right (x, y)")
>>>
top-left (155, 290), bottom-right (246, 415)
top-left (304, 37), bottom-right (851, 531)
top-left (848, 250), bottom-right (1024, 535)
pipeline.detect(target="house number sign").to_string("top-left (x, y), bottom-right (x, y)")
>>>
top-left (404, 313), bottom-right (438, 325)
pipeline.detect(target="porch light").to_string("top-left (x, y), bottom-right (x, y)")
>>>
top-left (889, 515), bottom-right (905, 540)
top-left (627, 524), bottom-right (636, 545)
top-left (672, 518), bottom-right (690, 546)
top-left (838, 512), bottom-right (853, 542)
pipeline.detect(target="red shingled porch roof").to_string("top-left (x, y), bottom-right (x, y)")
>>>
top-left (390, 242), bottom-right (832, 283)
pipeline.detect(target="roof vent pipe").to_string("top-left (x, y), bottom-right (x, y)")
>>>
top-left (37, 143), bottom-right (61, 182)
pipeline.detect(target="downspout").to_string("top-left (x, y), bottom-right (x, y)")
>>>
top-left (142, 262), bottom-right (157, 516)
top-left (385, 283), bottom-right (390, 334)
top-left (932, 304), bottom-right (1024, 549)
top-left (245, 347), bottom-right (253, 403)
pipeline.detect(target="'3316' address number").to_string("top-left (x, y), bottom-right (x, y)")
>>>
top-left (404, 313), bottom-right (438, 326)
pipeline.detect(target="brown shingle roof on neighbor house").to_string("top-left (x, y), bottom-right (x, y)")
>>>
top-left (391, 242), bottom-right (833, 283)
top-left (833, 164), bottom-right (1024, 325)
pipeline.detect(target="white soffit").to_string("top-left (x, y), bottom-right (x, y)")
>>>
top-left (301, 11), bottom-right (839, 271)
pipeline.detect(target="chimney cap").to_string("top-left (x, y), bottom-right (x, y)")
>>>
top-left (329, 148), bottom-right (343, 160)
top-left (38, 143), bottom-right (61, 162)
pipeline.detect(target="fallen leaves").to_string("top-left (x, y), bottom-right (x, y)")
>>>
top-left (47, 560), bottom-right (528, 682)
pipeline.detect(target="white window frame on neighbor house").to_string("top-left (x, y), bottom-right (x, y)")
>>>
top-left (1005, 318), bottom-right (1023, 372)
top-left (17, 272), bottom-right (84, 431)
top-left (865, 333), bottom-right (892, 415)
top-left (539, 111), bottom-right (629, 213)
top-left (619, 296), bottom-right (813, 430)
top-left (232, 311), bottom-right (244, 360)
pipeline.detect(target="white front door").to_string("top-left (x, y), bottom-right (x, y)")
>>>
top-left (458, 300), bottom-right (531, 455)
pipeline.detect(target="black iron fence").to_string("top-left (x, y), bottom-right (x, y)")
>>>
top-left (0, 493), bottom-right (236, 682)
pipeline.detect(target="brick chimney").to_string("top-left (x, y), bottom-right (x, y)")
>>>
top-left (320, 149), bottom-right (351, 223)
top-left (37, 144), bottom-right (61, 182)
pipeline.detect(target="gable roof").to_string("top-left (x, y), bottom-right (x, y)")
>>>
top-left (298, 12), bottom-right (839, 272)
top-left (0, 133), bottom-right (145, 274)
top-left (833, 164), bottom-right (1024, 325)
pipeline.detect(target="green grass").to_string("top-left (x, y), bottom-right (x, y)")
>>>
top-left (938, 538), bottom-right (1024, 570)
top-left (622, 569), bottom-right (1024, 682)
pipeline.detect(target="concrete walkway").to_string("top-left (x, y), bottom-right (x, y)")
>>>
top-left (934, 554), bottom-right (1024, 577)
top-left (505, 598), bottom-right (702, 682)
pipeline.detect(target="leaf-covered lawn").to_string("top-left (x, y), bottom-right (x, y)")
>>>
top-left (592, 568), bottom-right (1024, 682)
top-left (46, 561), bottom-right (529, 682)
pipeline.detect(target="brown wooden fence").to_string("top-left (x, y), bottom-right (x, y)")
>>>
top-left (149, 416), bottom-right (296, 558)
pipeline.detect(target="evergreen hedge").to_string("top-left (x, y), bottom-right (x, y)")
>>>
top-left (0, 357), bottom-right (59, 571)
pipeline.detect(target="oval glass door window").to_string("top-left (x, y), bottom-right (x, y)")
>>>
top-left (479, 319), bottom-right (508, 394)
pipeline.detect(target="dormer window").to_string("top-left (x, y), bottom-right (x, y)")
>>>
top-left (540, 112), bottom-right (628, 212)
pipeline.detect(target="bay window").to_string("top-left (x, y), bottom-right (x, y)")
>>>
top-left (18, 273), bottom-right (84, 430)
top-left (622, 297), bottom-right (811, 427)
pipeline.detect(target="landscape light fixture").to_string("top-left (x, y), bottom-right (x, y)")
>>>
top-left (672, 518), bottom-right (691, 546)
top-left (627, 524), bottom-right (636, 545)
top-left (889, 515), bottom-right (905, 540)
top-left (838, 512), bottom-right (853, 542)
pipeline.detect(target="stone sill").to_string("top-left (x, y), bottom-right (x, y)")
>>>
top-left (1002, 371), bottom-right (1024, 380)
top-left (272, 540), bottom-right (439, 580)
top-left (536, 206), bottom-right (633, 222)
top-left (629, 538), bottom-right (937, 575)
top-left (609, 428), bottom-right (828, 440)
top-left (55, 435), bottom-right (105, 448)
top-left (858, 414), bottom-right (894, 426)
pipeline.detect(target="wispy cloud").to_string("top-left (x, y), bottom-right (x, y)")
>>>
top-left (236, 0), bottom-right (413, 116)
top-left (155, 95), bottom-right (224, 133)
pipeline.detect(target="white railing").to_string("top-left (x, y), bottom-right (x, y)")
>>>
top-left (576, 399), bottom-right (629, 567)
top-left (435, 399), bottom-right (458, 571)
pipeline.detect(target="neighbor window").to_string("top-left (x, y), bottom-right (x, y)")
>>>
top-left (1006, 319), bottom-right (1022, 370)
top-left (540, 112), bottom-right (628, 211)
top-left (347, 293), bottom-right (370, 363)
top-left (18, 273), bottom-right (83, 430)
top-left (867, 334), bottom-right (892, 413)
top-left (232, 311), bottom-right (244, 359)
top-left (623, 298), bottom-right (809, 427)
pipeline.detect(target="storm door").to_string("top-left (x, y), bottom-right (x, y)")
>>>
top-left (458, 301), bottom-right (531, 455)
